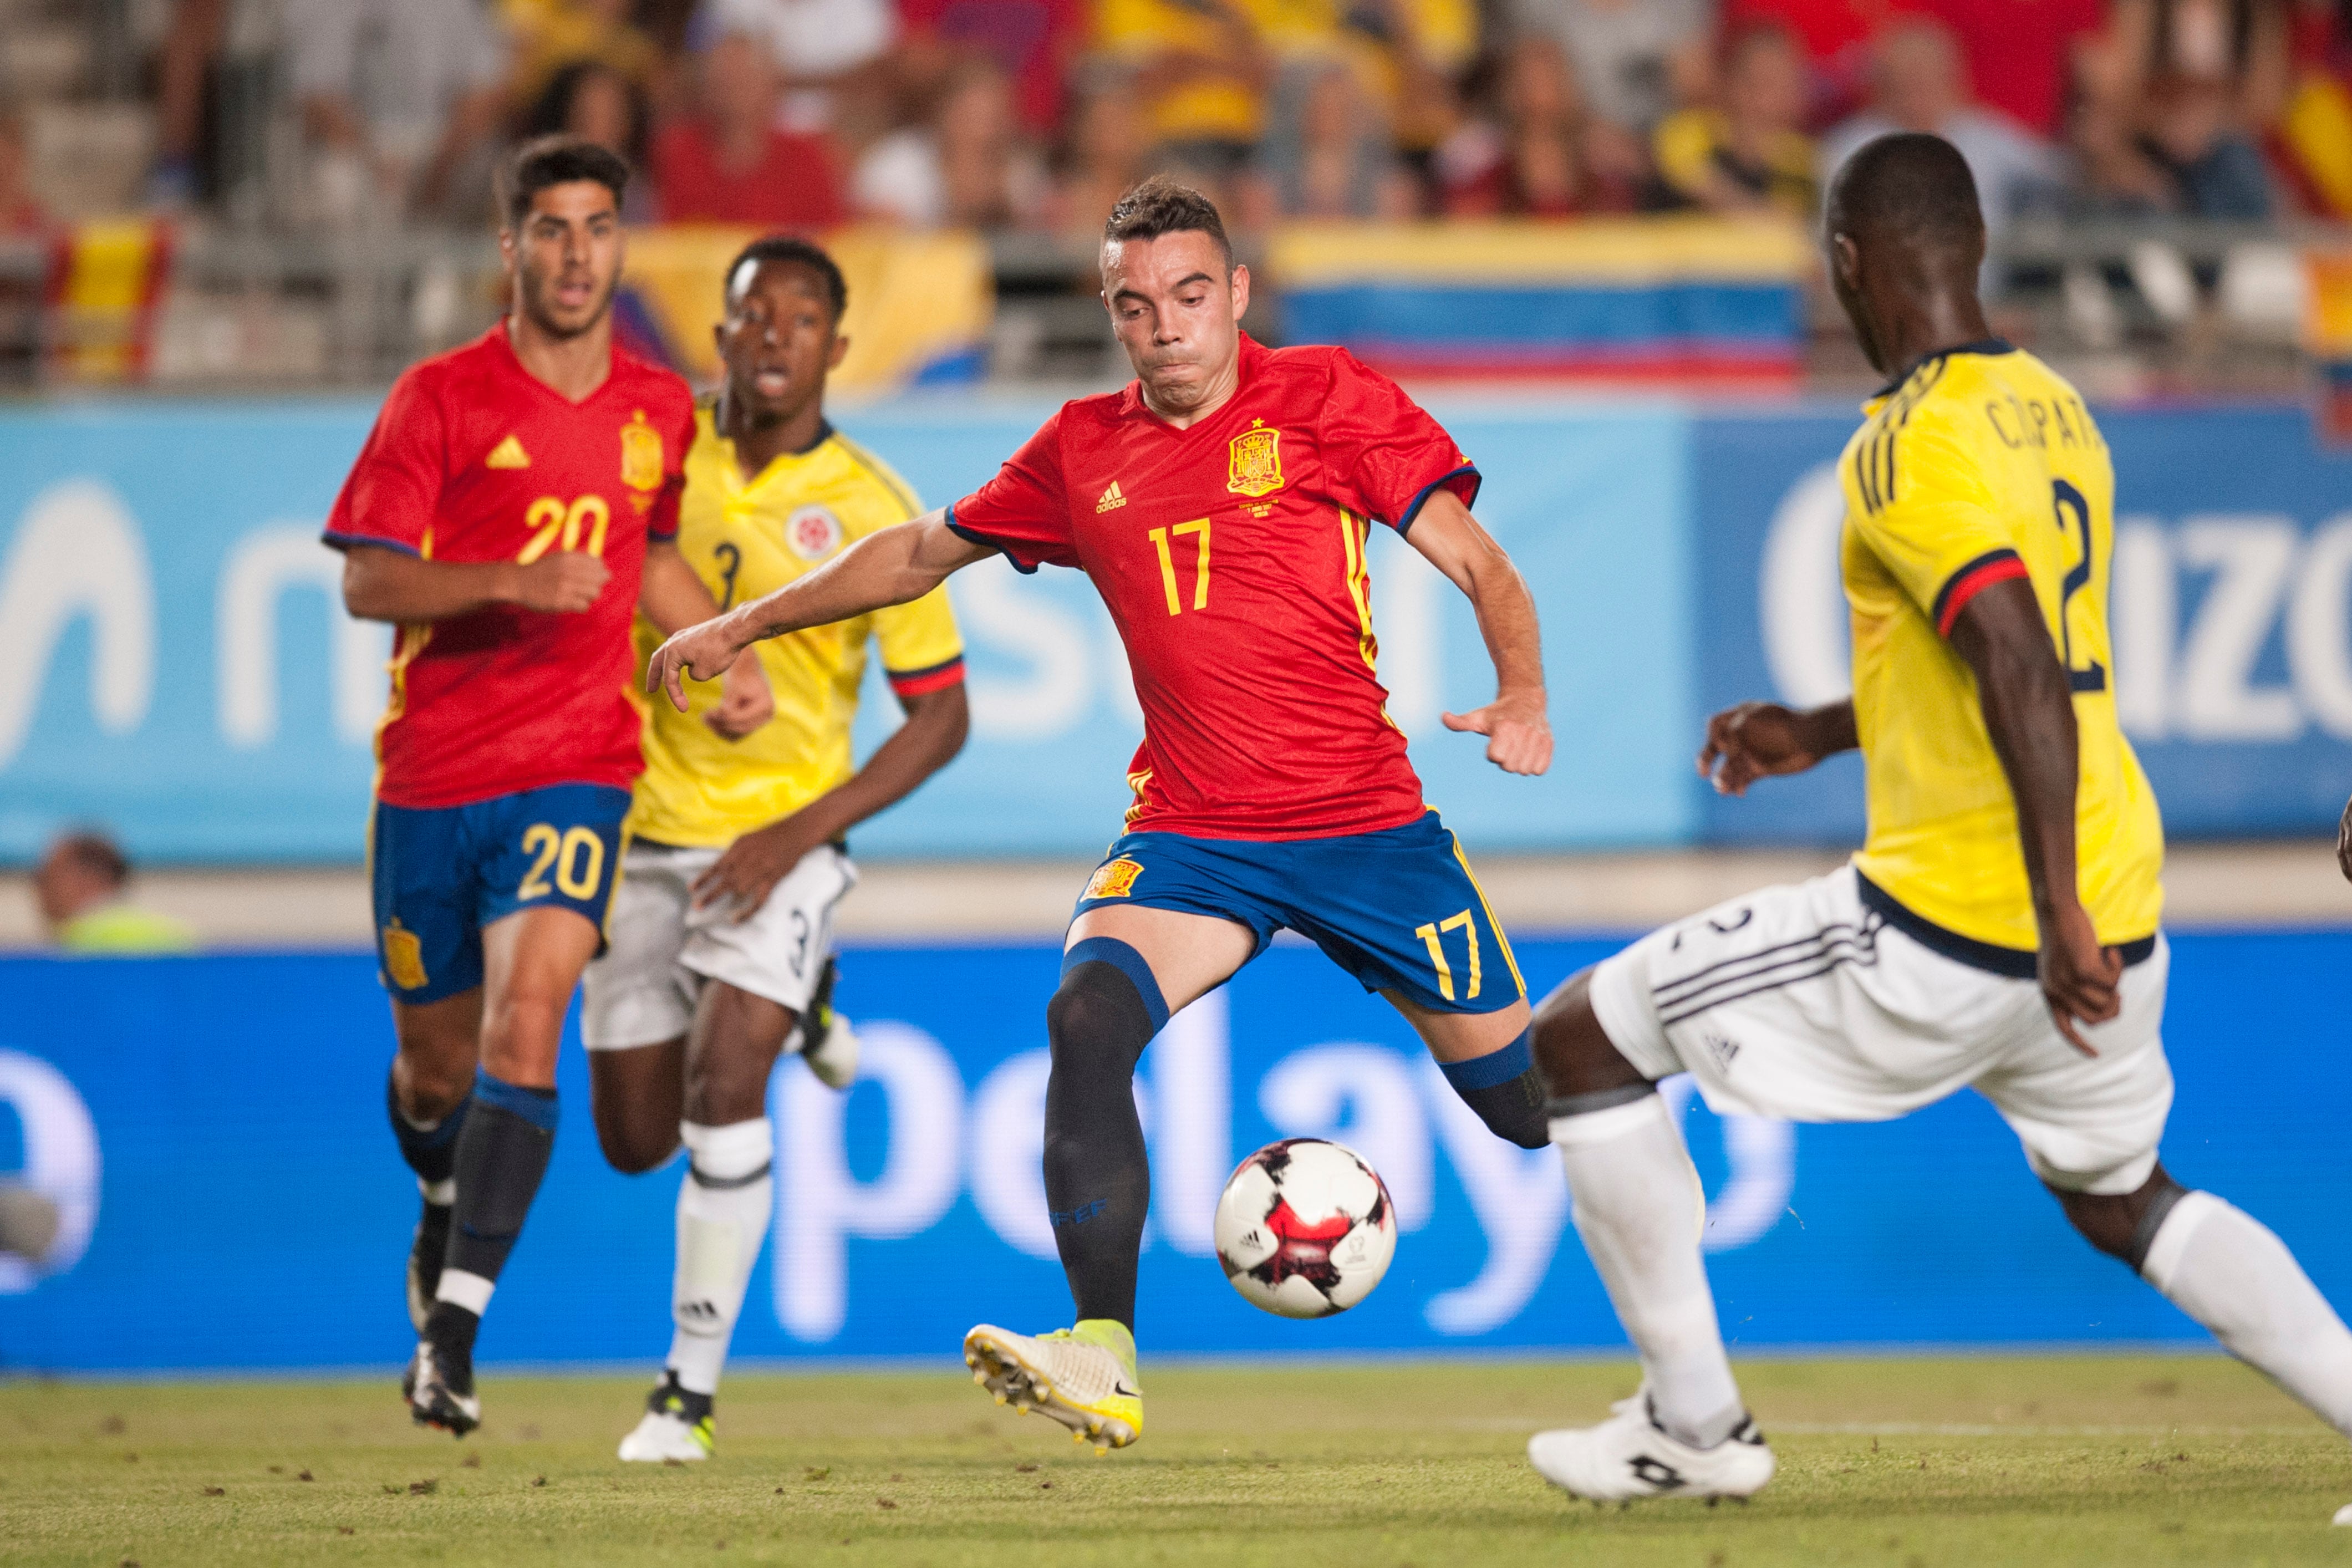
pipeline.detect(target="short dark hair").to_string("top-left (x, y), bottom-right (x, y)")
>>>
top-left (723, 235), bottom-right (849, 323)
top-left (1827, 131), bottom-right (1983, 246)
top-left (498, 134), bottom-right (630, 232)
top-left (50, 831), bottom-right (129, 888)
top-left (1104, 176), bottom-right (1232, 268)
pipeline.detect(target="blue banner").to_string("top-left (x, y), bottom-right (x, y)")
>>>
top-left (2, 934), bottom-right (2344, 1371)
top-left (1692, 404), bottom-right (2352, 840)
top-left (3, 395), bottom-right (2348, 863)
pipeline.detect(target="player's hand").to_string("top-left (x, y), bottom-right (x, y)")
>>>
top-left (645, 618), bottom-right (745, 712)
top-left (1442, 689), bottom-right (1551, 776)
top-left (705, 653), bottom-right (775, 741)
top-left (2039, 899), bottom-right (2124, 1057)
top-left (692, 813), bottom-right (826, 922)
top-left (509, 549), bottom-right (609, 614)
top-left (1698, 702), bottom-right (1829, 795)
top-left (2338, 792), bottom-right (2352, 883)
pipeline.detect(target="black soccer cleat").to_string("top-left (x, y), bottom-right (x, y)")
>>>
top-left (406, 1200), bottom-right (452, 1335)
top-left (404, 1326), bottom-right (480, 1437)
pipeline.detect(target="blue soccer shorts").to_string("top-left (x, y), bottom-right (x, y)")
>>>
top-left (1071, 810), bottom-right (1524, 1014)
top-left (368, 782), bottom-right (632, 1005)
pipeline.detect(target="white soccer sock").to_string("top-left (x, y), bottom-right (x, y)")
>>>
top-left (666, 1118), bottom-right (775, 1398)
top-left (2140, 1190), bottom-right (2352, 1436)
top-left (1552, 1093), bottom-right (1745, 1448)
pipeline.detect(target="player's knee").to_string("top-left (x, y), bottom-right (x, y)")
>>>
top-left (1530, 968), bottom-right (1647, 1104)
top-left (1438, 1027), bottom-right (1550, 1149)
top-left (1046, 949), bottom-right (1165, 1076)
top-left (593, 1099), bottom-right (678, 1175)
top-left (2053, 1166), bottom-right (2186, 1267)
top-left (392, 1046), bottom-right (474, 1123)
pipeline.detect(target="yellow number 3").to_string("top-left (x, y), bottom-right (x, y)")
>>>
top-left (518, 824), bottom-right (607, 902)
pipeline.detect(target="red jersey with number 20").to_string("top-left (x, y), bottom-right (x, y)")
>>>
top-left (949, 334), bottom-right (1478, 839)
top-left (324, 325), bottom-right (695, 809)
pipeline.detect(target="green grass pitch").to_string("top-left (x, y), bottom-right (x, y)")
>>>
top-left (4, 1356), bottom-right (2348, 1566)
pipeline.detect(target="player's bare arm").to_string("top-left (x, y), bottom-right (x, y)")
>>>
top-left (645, 512), bottom-right (990, 709)
top-left (1698, 698), bottom-right (1859, 795)
top-left (339, 541), bottom-right (610, 622)
top-left (1407, 490), bottom-right (1552, 777)
top-left (691, 681), bottom-right (970, 919)
top-left (637, 538), bottom-right (773, 740)
top-left (1947, 576), bottom-right (2121, 1053)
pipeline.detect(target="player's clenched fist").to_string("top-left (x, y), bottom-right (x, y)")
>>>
top-left (1698, 700), bottom-right (1854, 795)
top-left (1441, 689), bottom-right (1552, 776)
top-left (645, 617), bottom-right (747, 711)
top-left (510, 549), bottom-right (609, 613)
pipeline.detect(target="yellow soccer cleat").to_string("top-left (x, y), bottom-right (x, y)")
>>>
top-left (963, 1318), bottom-right (1142, 1453)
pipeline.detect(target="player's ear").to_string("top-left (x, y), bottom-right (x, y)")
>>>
top-left (827, 331), bottom-right (851, 370)
top-left (1829, 232), bottom-right (1861, 293)
top-left (1229, 262), bottom-right (1250, 320)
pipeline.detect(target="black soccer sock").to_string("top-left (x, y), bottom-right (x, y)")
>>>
top-left (1042, 939), bottom-right (1169, 1330)
top-left (431, 1068), bottom-right (558, 1357)
top-left (386, 1067), bottom-right (470, 1190)
top-left (1438, 1028), bottom-right (1549, 1149)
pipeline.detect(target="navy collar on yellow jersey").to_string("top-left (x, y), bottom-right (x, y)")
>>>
top-left (1871, 337), bottom-right (2015, 399)
top-left (788, 419), bottom-right (836, 456)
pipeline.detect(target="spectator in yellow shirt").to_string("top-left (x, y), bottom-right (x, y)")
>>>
top-left (34, 832), bottom-right (195, 955)
top-left (1652, 23), bottom-right (1816, 217)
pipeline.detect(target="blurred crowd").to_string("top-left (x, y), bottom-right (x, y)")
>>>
top-left (4, 0), bottom-right (2352, 242)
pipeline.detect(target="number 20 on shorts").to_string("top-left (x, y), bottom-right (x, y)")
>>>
top-left (518, 824), bottom-right (607, 902)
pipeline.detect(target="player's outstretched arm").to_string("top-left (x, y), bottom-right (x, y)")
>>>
top-left (1404, 490), bottom-right (1551, 776)
top-left (645, 511), bottom-right (991, 711)
top-left (339, 542), bottom-right (610, 623)
top-left (1697, 699), bottom-right (1857, 795)
top-left (1949, 576), bottom-right (2122, 1054)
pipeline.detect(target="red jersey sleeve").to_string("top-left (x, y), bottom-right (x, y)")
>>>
top-left (1317, 349), bottom-right (1480, 533)
top-left (324, 367), bottom-right (446, 556)
top-left (947, 410), bottom-right (1077, 573)
top-left (646, 399), bottom-right (694, 542)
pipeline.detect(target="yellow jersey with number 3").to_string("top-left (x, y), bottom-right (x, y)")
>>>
top-left (1837, 340), bottom-right (2164, 955)
top-left (627, 409), bottom-right (965, 847)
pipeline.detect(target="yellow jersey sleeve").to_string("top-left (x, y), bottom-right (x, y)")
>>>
top-left (1844, 403), bottom-right (2030, 639)
top-left (875, 584), bottom-right (966, 702)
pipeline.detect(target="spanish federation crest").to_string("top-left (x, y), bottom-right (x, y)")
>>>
top-left (620, 410), bottom-right (664, 491)
top-left (1083, 857), bottom-right (1143, 900)
top-left (1226, 421), bottom-right (1284, 498)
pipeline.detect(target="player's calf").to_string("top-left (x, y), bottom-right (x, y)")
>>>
top-left (2059, 1165), bottom-right (2352, 1442)
top-left (588, 1040), bottom-right (686, 1174)
top-left (1043, 939), bottom-right (1167, 1328)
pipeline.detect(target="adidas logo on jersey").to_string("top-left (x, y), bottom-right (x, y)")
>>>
top-left (1096, 482), bottom-right (1127, 513)
top-left (486, 435), bottom-right (531, 469)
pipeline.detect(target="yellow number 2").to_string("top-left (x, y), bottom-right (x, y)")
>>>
top-left (517, 824), bottom-right (606, 902)
top-left (1147, 518), bottom-right (1212, 615)
top-left (1413, 909), bottom-right (1483, 1002)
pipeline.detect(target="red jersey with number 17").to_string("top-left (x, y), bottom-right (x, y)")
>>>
top-left (948, 334), bottom-right (1479, 839)
top-left (323, 325), bottom-right (696, 809)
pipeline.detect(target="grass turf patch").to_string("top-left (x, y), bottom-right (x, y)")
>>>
top-left (2, 1355), bottom-right (2345, 1566)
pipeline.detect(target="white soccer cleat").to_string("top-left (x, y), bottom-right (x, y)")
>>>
top-left (618, 1408), bottom-right (712, 1463)
top-left (803, 1012), bottom-right (859, 1091)
top-left (963, 1320), bottom-right (1142, 1453)
top-left (1528, 1391), bottom-right (1775, 1502)
top-left (2333, 1501), bottom-right (2352, 1527)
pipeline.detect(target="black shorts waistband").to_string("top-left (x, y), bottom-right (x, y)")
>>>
top-left (1854, 870), bottom-right (2157, 980)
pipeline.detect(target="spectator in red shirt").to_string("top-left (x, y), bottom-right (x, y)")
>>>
top-left (0, 105), bottom-right (48, 234)
top-left (1439, 37), bottom-right (1639, 217)
top-left (898, 0), bottom-right (1083, 137)
top-left (650, 32), bottom-right (847, 226)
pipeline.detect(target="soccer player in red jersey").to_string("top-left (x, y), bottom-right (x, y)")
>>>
top-left (325, 137), bottom-right (770, 1436)
top-left (648, 177), bottom-right (1552, 1449)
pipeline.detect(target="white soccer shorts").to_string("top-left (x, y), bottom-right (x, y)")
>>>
top-left (1589, 865), bottom-right (2172, 1195)
top-left (582, 841), bottom-right (857, 1051)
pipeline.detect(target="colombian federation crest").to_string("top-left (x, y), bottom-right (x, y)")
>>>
top-left (785, 505), bottom-right (844, 561)
top-left (620, 410), bottom-right (664, 491)
top-left (1227, 421), bottom-right (1284, 498)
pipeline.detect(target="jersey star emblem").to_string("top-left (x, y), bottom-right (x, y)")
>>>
top-left (485, 435), bottom-right (531, 470)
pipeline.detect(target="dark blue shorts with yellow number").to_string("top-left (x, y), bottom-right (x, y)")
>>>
top-left (1072, 809), bottom-right (1524, 1014)
top-left (368, 782), bottom-right (631, 1005)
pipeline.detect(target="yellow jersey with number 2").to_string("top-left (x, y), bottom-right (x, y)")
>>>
top-left (1838, 340), bottom-right (2163, 958)
top-left (627, 409), bottom-right (965, 848)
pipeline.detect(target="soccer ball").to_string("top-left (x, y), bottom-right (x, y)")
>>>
top-left (1213, 1138), bottom-right (1397, 1318)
